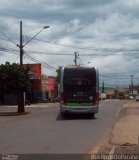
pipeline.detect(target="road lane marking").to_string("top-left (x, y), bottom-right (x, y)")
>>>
top-left (89, 145), bottom-right (100, 155)
top-left (115, 107), bottom-right (122, 117)
top-left (99, 100), bottom-right (107, 107)
top-left (99, 100), bottom-right (109, 110)
top-left (109, 146), bottom-right (115, 154)
top-left (84, 146), bottom-right (100, 160)
top-left (109, 146), bottom-right (115, 160)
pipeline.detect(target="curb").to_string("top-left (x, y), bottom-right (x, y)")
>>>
top-left (0, 112), bottom-right (30, 116)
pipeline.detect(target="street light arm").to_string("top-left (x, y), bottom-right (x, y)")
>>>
top-left (23, 26), bottom-right (50, 47)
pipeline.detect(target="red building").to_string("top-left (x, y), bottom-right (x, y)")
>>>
top-left (24, 64), bottom-right (58, 103)
top-left (41, 75), bottom-right (58, 100)
top-left (23, 63), bottom-right (42, 103)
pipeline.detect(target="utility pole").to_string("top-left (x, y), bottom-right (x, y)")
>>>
top-left (18, 21), bottom-right (25, 113)
top-left (0, 21), bottom-right (50, 113)
top-left (74, 52), bottom-right (78, 66)
top-left (20, 21), bottom-right (23, 65)
top-left (130, 75), bottom-right (134, 96)
top-left (102, 80), bottom-right (105, 93)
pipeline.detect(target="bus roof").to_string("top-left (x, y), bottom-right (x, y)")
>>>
top-left (63, 66), bottom-right (96, 70)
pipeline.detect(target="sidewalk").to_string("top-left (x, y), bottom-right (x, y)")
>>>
top-left (111, 100), bottom-right (139, 154)
top-left (111, 100), bottom-right (139, 146)
top-left (0, 103), bottom-right (59, 115)
top-left (109, 100), bottom-right (139, 154)
top-left (94, 100), bottom-right (139, 158)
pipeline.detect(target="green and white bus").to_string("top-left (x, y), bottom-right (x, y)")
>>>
top-left (60, 66), bottom-right (99, 117)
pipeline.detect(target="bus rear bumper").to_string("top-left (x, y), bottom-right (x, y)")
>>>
top-left (60, 104), bottom-right (99, 114)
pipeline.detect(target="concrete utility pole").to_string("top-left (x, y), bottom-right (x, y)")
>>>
top-left (18, 21), bottom-right (24, 113)
top-left (18, 21), bottom-right (50, 113)
top-left (0, 21), bottom-right (50, 112)
top-left (102, 80), bottom-right (105, 93)
top-left (130, 75), bottom-right (134, 96)
top-left (20, 21), bottom-right (23, 65)
top-left (74, 52), bottom-right (78, 66)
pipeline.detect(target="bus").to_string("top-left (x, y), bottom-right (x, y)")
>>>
top-left (60, 66), bottom-right (99, 118)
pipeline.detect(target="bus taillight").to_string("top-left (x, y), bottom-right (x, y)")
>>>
top-left (60, 92), bottom-right (64, 104)
top-left (94, 92), bottom-right (99, 102)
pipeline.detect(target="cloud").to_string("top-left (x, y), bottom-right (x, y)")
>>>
top-left (1, 0), bottom-right (139, 84)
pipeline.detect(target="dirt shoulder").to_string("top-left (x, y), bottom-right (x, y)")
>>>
top-left (97, 100), bottom-right (139, 155)
top-left (110, 100), bottom-right (139, 146)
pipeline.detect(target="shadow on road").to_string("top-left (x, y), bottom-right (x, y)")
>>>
top-left (56, 112), bottom-right (97, 121)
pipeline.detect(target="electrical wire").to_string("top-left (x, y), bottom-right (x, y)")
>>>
top-left (24, 36), bottom-right (139, 52)
top-left (24, 53), bottom-right (56, 71)
top-left (0, 30), bottom-right (18, 47)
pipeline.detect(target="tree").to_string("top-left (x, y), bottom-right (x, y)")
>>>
top-left (56, 66), bottom-right (62, 84)
top-left (55, 65), bottom-right (74, 84)
top-left (0, 62), bottom-right (30, 113)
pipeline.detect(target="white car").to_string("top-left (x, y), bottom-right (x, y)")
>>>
top-left (129, 96), bottom-right (134, 100)
top-left (135, 95), bottom-right (139, 101)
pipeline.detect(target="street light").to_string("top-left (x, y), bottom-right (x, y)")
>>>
top-left (0, 21), bottom-right (50, 113)
top-left (44, 26), bottom-right (50, 29)
top-left (23, 25), bottom-right (50, 47)
top-left (19, 21), bottom-right (50, 65)
top-left (18, 21), bottom-right (50, 113)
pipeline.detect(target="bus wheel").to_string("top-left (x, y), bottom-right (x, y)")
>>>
top-left (61, 112), bottom-right (67, 118)
top-left (90, 113), bottom-right (95, 119)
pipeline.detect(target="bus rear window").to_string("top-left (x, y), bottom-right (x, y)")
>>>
top-left (62, 67), bottom-right (97, 103)
top-left (65, 78), bottom-right (94, 86)
top-left (63, 68), bottom-right (96, 88)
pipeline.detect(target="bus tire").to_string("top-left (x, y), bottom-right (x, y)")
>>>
top-left (90, 113), bottom-right (95, 119)
top-left (61, 112), bottom-right (67, 118)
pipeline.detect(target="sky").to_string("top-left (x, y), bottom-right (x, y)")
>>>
top-left (0, 0), bottom-right (139, 87)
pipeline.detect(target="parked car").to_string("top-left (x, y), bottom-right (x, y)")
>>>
top-left (43, 97), bottom-right (60, 103)
top-left (129, 96), bottom-right (134, 100)
top-left (53, 96), bottom-right (60, 102)
top-left (135, 95), bottom-right (139, 101)
top-left (43, 98), bottom-right (51, 103)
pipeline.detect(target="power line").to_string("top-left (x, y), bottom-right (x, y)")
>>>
top-left (10, 49), bottom-right (139, 57)
top-left (99, 83), bottom-right (129, 87)
top-left (25, 46), bottom-right (60, 67)
top-left (0, 30), bottom-right (18, 47)
top-left (24, 36), bottom-right (139, 52)
top-left (7, 37), bottom-right (139, 59)
top-left (0, 36), bottom-right (12, 42)
top-left (0, 44), bottom-right (19, 53)
top-left (2, 31), bottom-right (139, 53)
top-left (99, 75), bottom-right (131, 79)
top-left (24, 53), bottom-right (56, 71)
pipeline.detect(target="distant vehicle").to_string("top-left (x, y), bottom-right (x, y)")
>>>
top-left (117, 93), bottom-right (125, 99)
top-left (100, 93), bottom-right (107, 99)
top-left (43, 98), bottom-right (51, 103)
top-left (135, 95), bottom-right (139, 101)
top-left (118, 95), bottom-right (125, 99)
top-left (129, 96), bottom-right (134, 100)
top-left (60, 66), bottom-right (99, 118)
top-left (44, 97), bottom-right (60, 103)
top-left (53, 96), bottom-right (60, 102)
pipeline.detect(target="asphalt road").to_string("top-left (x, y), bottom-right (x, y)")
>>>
top-left (0, 100), bottom-right (125, 154)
